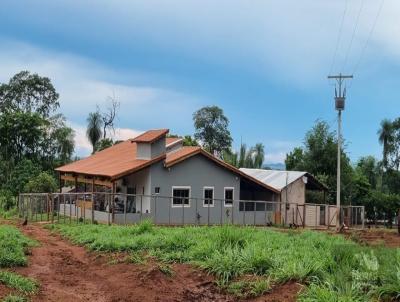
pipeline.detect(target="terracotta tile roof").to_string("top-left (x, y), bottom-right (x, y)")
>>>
top-left (165, 147), bottom-right (280, 193)
top-left (165, 137), bottom-right (183, 146)
top-left (56, 132), bottom-right (166, 180)
top-left (131, 129), bottom-right (169, 143)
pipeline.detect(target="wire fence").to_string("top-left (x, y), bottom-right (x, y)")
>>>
top-left (18, 192), bottom-right (365, 229)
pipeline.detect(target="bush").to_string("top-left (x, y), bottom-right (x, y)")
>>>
top-left (0, 189), bottom-right (15, 211)
top-left (24, 172), bottom-right (57, 193)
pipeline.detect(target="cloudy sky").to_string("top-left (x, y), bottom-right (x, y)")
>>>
top-left (0, 0), bottom-right (398, 163)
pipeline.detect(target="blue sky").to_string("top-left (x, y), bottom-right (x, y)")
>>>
top-left (0, 0), bottom-right (399, 164)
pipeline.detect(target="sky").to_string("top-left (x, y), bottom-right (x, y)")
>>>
top-left (0, 0), bottom-right (399, 164)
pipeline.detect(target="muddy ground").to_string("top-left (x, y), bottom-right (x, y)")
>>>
top-left (347, 228), bottom-right (400, 248)
top-left (1, 223), bottom-right (302, 302)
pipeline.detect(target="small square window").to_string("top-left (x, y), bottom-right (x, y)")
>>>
top-left (155, 187), bottom-right (160, 194)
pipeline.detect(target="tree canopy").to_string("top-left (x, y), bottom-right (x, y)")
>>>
top-left (193, 106), bottom-right (232, 155)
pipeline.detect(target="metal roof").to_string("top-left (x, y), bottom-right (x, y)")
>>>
top-left (239, 168), bottom-right (309, 191)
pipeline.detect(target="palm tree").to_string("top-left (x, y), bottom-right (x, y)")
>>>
top-left (253, 143), bottom-right (265, 168)
top-left (238, 143), bottom-right (247, 168)
top-left (86, 112), bottom-right (103, 154)
top-left (378, 119), bottom-right (393, 169)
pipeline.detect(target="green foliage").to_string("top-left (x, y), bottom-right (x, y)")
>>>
top-left (95, 138), bottom-right (114, 152)
top-left (0, 190), bottom-right (15, 211)
top-left (223, 143), bottom-right (265, 168)
top-left (0, 271), bottom-right (38, 293)
top-left (0, 71), bottom-right (59, 117)
top-left (2, 294), bottom-right (27, 302)
top-left (0, 225), bottom-right (36, 268)
top-left (0, 72), bottom-right (74, 196)
top-left (182, 135), bottom-right (199, 146)
top-left (24, 172), bottom-right (57, 193)
top-left (86, 111), bottom-right (103, 154)
top-left (193, 106), bottom-right (232, 154)
top-left (50, 223), bottom-right (400, 300)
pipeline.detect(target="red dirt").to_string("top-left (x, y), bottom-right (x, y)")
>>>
top-left (249, 282), bottom-right (303, 302)
top-left (348, 229), bottom-right (400, 248)
top-left (2, 223), bottom-right (302, 302)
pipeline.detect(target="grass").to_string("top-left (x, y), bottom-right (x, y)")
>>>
top-left (0, 225), bottom-right (36, 268)
top-left (48, 221), bottom-right (400, 301)
top-left (0, 271), bottom-right (38, 294)
top-left (0, 225), bottom-right (38, 300)
top-left (2, 294), bottom-right (27, 302)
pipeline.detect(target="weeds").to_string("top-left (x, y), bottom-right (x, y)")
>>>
top-left (52, 221), bottom-right (400, 301)
top-left (2, 294), bottom-right (27, 302)
top-left (158, 263), bottom-right (174, 277)
top-left (0, 271), bottom-right (38, 293)
top-left (0, 225), bottom-right (36, 268)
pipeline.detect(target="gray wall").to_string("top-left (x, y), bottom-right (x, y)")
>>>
top-left (150, 154), bottom-right (241, 224)
top-left (151, 137), bottom-right (166, 158)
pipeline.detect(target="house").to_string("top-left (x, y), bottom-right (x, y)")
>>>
top-left (239, 169), bottom-right (330, 226)
top-left (55, 129), bottom-right (281, 224)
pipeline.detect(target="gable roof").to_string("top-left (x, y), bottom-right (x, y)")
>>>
top-left (55, 139), bottom-right (165, 180)
top-left (165, 147), bottom-right (280, 193)
top-left (130, 129), bottom-right (169, 143)
top-left (239, 168), bottom-right (327, 191)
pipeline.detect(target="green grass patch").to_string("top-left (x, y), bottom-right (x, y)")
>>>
top-left (0, 271), bottom-right (38, 294)
top-left (51, 221), bottom-right (400, 301)
top-left (0, 225), bottom-right (36, 268)
top-left (2, 294), bottom-right (27, 302)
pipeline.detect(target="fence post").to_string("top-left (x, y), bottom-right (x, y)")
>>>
top-left (69, 195), bottom-right (72, 224)
top-left (253, 202), bottom-right (256, 226)
top-left (140, 195), bottom-right (143, 223)
top-left (168, 197), bottom-right (171, 226)
top-left (195, 198), bottom-right (198, 225)
top-left (182, 197), bottom-right (185, 226)
top-left (327, 205), bottom-right (330, 230)
top-left (303, 204), bottom-right (306, 228)
top-left (124, 195), bottom-right (127, 225)
top-left (91, 193), bottom-right (95, 224)
top-left (107, 194), bottom-right (111, 226)
top-left (50, 194), bottom-right (54, 224)
top-left (231, 200), bottom-right (234, 225)
top-left (243, 202), bottom-right (245, 226)
top-left (220, 199), bottom-right (223, 226)
top-left (154, 195), bottom-right (157, 225)
top-left (207, 198), bottom-right (210, 226)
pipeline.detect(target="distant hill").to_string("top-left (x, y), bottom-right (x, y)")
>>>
top-left (264, 163), bottom-right (285, 170)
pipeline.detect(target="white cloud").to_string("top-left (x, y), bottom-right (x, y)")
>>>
top-left (0, 39), bottom-right (202, 156)
top-left (264, 141), bottom-right (299, 164)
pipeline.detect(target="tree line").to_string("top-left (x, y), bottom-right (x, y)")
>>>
top-left (285, 120), bottom-right (400, 225)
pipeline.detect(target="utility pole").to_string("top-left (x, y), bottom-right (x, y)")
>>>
top-left (327, 73), bottom-right (353, 230)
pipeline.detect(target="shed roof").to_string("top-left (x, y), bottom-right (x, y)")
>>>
top-left (239, 168), bottom-right (327, 192)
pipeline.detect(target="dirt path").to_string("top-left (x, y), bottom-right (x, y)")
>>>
top-left (6, 223), bottom-right (302, 302)
top-left (15, 224), bottom-right (234, 302)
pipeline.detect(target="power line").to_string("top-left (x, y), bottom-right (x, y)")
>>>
top-left (342, 0), bottom-right (364, 72)
top-left (329, 0), bottom-right (349, 75)
top-left (352, 0), bottom-right (385, 75)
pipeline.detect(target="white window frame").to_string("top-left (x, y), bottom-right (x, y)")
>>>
top-left (171, 186), bottom-right (191, 208)
top-left (203, 186), bottom-right (215, 207)
top-left (224, 187), bottom-right (234, 207)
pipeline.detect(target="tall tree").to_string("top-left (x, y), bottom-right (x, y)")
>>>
top-left (99, 96), bottom-right (120, 139)
top-left (378, 119), bottom-right (393, 169)
top-left (193, 106), bottom-right (232, 155)
top-left (253, 143), bottom-right (265, 169)
top-left (0, 71), bottom-right (59, 117)
top-left (86, 111), bottom-right (103, 154)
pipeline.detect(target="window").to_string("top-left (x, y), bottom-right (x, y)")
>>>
top-left (155, 187), bottom-right (160, 194)
top-left (203, 187), bottom-right (214, 207)
top-left (172, 187), bottom-right (190, 207)
top-left (224, 188), bottom-right (234, 207)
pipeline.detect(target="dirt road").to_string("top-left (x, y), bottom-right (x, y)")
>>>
top-left (16, 224), bottom-right (234, 302)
